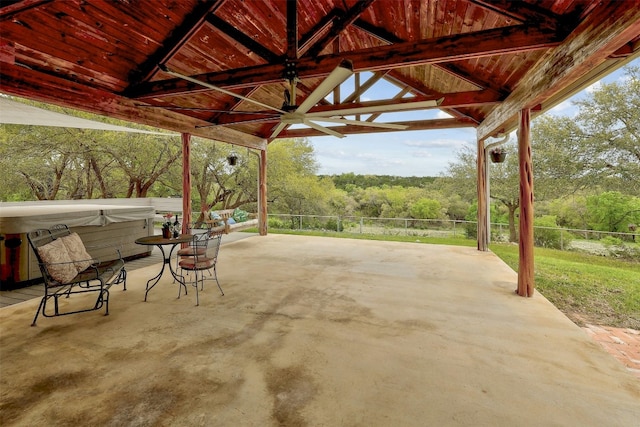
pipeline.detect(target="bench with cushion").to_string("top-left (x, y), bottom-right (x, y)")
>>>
top-left (205, 209), bottom-right (259, 233)
top-left (27, 224), bottom-right (127, 326)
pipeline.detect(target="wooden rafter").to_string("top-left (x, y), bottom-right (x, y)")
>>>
top-left (477, 1), bottom-right (640, 140)
top-left (470, 0), bottom-right (563, 31)
top-left (342, 71), bottom-right (387, 104)
top-left (304, 0), bottom-right (377, 58)
top-left (366, 87), bottom-right (412, 123)
top-left (207, 14), bottom-right (278, 62)
top-left (279, 117), bottom-right (476, 138)
top-left (129, 0), bottom-right (224, 85)
top-left (286, 0), bottom-right (298, 59)
top-left (131, 24), bottom-right (562, 100)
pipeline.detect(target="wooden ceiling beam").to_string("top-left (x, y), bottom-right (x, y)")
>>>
top-left (278, 118), bottom-right (476, 138)
top-left (342, 71), bottom-right (387, 103)
top-left (366, 87), bottom-right (412, 123)
top-left (131, 24), bottom-right (561, 99)
top-left (352, 18), bottom-right (402, 44)
top-left (352, 17), bottom-right (511, 98)
top-left (298, 11), bottom-right (337, 57)
top-left (304, 0), bottom-right (377, 58)
top-left (128, 0), bottom-right (224, 85)
top-left (286, 0), bottom-right (298, 59)
top-left (470, 0), bottom-right (565, 31)
top-left (208, 89), bottom-right (500, 126)
top-left (0, 0), bottom-right (52, 19)
top-left (207, 14), bottom-right (278, 62)
top-left (477, 1), bottom-right (640, 140)
top-left (381, 71), bottom-right (484, 122)
top-left (0, 62), bottom-right (266, 150)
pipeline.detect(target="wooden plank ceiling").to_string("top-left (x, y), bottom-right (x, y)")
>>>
top-left (1, 0), bottom-right (639, 150)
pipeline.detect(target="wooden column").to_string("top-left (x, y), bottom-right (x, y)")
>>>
top-left (181, 133), bottom-right (192, 234)
top-left (476, 137), bottom-right (488, 251)
top-left (258, 148), bottom-right (268, 235)
top-left (517, 109), bottom-right (535, 297)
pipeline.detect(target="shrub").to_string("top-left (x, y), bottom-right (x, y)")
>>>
top-left (325, 218), bottom-right (344, 232)
top-left (534, 216), bottom-right (572, 249)
top-left (268, 217), bottom-right (290, 229)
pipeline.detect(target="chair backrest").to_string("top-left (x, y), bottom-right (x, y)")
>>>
top-left (26, 224), bottom-right (72, 285)
top-left (27, 224), bottom-right (71, 260)
top-left (207, 232), bottom-right (222, 261)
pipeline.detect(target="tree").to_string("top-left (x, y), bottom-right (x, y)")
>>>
top-left (586, 191), bottom-right (640, 233)
top-left (410, 198), bottom-right (444, 219)
top-left (100, 132), bottom-right (182, 198)
top-left (444, 144), bottom-right (521, 241)
top-left (574, 66), bottom-right (640, 196)
top-left (0, 98), bottom-right (183, 200)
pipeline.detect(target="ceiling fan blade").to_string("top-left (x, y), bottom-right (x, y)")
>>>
top-left (270, 122), bottom-right (288, 139)
top-left (159, 65), bottom-right (287, 114)
top-left (295, 60), bottom-right (353, 114)
top-left (306, 97), bottom-right (444, 118)
top-left (302, 119), bottom-right (345, 138)
top-left (312, 117), bottom-right (408, 130)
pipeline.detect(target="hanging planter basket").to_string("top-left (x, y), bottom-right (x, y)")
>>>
top-left (490, 148), bottom-right (506, 163)
top-left (227, 153), bottom-right (238, 166)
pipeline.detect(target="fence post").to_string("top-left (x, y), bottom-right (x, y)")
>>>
top-left (337, 215), bottom-right (341, 232)
top-left (405, 219), bottom-right (408, 235)
top-left (560, 229), bottom-right (564, 250)
top-left (360, 217), bottom-right (363, 234)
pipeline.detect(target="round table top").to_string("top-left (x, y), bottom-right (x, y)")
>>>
top-left (135, 234), bottom-right (193, 245)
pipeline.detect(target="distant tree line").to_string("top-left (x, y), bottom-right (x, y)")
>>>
top-left (322, 173), bottom-right (436, 190)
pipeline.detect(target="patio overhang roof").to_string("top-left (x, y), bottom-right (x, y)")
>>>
top-left (0, 96), bottom-right (177, 135)
top-left (0, 1), bottom-right (638, 144)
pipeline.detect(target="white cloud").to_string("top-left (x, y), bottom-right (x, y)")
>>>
top-left (547, 100), bottom-right (577, 117)
top-left (585, 81), bottom-right (601, 93)
top-left (411, 150), bottom-right (433, 158)
top-left (436, 110), bottom-right (454, 119)
top-left (403, 138), bottom-right (468, 149)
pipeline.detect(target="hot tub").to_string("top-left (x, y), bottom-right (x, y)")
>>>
top-left (0, 203), bottom-right (155, 288)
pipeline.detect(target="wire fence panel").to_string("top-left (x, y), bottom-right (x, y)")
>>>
top-left (267, 214), bottom-right (639, 259)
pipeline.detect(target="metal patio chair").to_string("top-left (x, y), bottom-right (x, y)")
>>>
top-left (178, 231), bottom-right (224, 305)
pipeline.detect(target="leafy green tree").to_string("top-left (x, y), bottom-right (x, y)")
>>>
top-left (445, 144), bottom-right (521, 241)
top-left (410, 198), bottom-right (444, 219)
top-left (586, 191), bottom-right (640, 233)
top-left (544, 194), bottom-right (589, 230)
top-left (267, 138), bottom-right (335, 219)
top-left (0, 98), bottom-right (182, 200)
top-left (574, 66), bottom-right (640, 196)
top-left (99, 132), bottom-right (182, 198)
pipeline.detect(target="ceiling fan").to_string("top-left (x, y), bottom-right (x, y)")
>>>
top-left (158, 61), bottom-right (442, 139)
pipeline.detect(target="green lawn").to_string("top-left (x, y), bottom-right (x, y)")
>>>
top-left (260, 229), bottom-right (640, 329)
top-left (490, 244), bottom-right (640, 329)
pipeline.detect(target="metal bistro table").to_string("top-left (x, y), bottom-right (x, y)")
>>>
top-left (134, 234), bottom-right (193, 301)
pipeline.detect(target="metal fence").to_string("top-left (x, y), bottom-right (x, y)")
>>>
top-left (267, 214), bottom-right (639, 258)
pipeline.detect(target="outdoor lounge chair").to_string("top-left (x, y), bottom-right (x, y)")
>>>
top-left (27, 224), bottom-right (127, 326)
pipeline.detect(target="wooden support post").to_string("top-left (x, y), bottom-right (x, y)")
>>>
top-left (517, 109), bottom-right (534, 297)
top-left (258, 148), bottom-right (268, 235)
top-left (181, 133), bottom-right (192, 234)
top-left (477, 137), bottom-right (488, 251)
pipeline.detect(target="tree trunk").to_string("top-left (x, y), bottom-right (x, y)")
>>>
top-left (508, 203), bottom-right (518, 242)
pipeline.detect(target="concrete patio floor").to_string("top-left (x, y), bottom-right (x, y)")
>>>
top-left (1, 234), bottom-right (639, 426)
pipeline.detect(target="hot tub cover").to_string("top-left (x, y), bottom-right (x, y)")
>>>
top-left (0, 204), bottom-right (155, 234)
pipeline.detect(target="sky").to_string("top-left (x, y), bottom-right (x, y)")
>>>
top-left (307, 57), bottom-right (639, 177)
